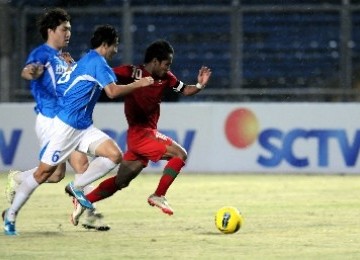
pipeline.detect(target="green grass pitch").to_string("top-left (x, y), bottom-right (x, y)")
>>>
top-left (1, 172), bottom-right (360, 259)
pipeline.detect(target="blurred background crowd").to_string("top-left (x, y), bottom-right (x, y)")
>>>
top-left (0, 0), bottom-right (360, 102)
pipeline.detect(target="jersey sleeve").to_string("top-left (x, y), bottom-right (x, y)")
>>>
top-left (97, 61), bottom-right (116, 89)
top-left (113, 65), bottom-right (134, 83)
top-left (25, 47), bottom-right (48, 66)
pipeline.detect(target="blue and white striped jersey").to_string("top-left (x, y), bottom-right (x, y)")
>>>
top-left (25, 44), bottom-right (68, 117)
top-left (56, 50), bottom-right (116, 130)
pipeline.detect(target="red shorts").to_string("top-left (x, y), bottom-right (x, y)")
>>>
top-left (123, 126), bottom-right (173, 166)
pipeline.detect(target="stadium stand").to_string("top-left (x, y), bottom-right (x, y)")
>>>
top-left (5, 0), bottom-right (360, 101)
top-left (242, 11), bottom-right (340, 89)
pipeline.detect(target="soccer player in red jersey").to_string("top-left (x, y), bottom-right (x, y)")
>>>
top-left (71, 39), bottom-right (211, 222)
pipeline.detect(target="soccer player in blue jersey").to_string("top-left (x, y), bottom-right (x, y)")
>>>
top-left (2, 24), bottom-right (154, 235)
top-left (4, 8), bottom-right (109, 231)
top-left (7, 8), bottom-right (85, 187)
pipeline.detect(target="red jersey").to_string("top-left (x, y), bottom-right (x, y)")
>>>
top-left (113, 65), bottom-right (183, 129)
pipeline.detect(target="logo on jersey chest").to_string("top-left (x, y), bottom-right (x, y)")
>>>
top-left (55, 64), bottom-right (67, 75)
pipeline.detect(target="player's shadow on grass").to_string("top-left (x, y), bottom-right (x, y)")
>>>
top-left (25, 231), bottom-right (66, 237)
top-left (25, 229), bottom-right (99, 237)
top-left (199, 231), bottom-right (226, 235)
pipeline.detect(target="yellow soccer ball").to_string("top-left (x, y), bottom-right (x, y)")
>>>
top-left (215, 206), bottom-right (244, 234)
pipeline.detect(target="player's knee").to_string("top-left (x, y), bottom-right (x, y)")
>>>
top-left (182, 153), bottom-right (188, 161)
top-left (105, 144), bottom-right (123, 164)
top-left (110, 150), bottom-right (123, 164)
top-left (178, 150), bottom-right (188, 161)
top-left (174, 144), bottom-right (188, 161)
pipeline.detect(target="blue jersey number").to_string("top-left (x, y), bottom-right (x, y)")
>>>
top-left (57, 63), bottom-right (78, 84)
top-left (52, 150), bottom-right (61, 163)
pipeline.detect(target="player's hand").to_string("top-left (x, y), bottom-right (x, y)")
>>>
top-left (24, 62), bottom-right (44, 79)
top-left (133, 76), bottom-right (154, 88)
top-left (197, 66), bottom-right (212, 87)
top-left (61, 52), bottom-right (75, 65)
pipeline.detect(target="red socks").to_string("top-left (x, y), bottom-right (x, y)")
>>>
top-left (86, 176), bottom-right (118, 203)
top-left (154, 157), bottom-right (185, 196)
top-left (86, 157), bottom-right (185, 202)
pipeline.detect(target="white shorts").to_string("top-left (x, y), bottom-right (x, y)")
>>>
top-left (40, 116), bottom-right (111, 166)
top-left (35, 113), bottom-right (53, 148)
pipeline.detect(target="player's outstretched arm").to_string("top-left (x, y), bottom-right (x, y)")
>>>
top-left (182, 66), bottom-right (212, 96)
top-left (104, 76), bottom-right (154, 99)
top-left (21, 62), bottom-right (44, 80)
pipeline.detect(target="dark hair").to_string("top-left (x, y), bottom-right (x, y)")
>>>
top-left (90, 24), bottom-right (118, 49)
top-left (144, 39), bottom-right (174, 63)
top-left (37, 8), bottom-right (70, 41)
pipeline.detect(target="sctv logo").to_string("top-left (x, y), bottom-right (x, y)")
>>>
top-left (0, 129), bottom-right (22, 165)
top-left (0, 128), bottom-right (196, 167)
top-left (225, 108), bottom-right (360, 168)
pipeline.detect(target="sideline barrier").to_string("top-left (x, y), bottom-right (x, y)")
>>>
top-left (1, 102), bottom-right (359, 174)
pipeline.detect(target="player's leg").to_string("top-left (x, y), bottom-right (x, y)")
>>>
top-left (5, 114), bottom-right (66, 203)
top-left (86, 160), bottom-right (144, 203)
top-left (82, 160), bottom-right (143, 231)
top-left (3, 117), bottom-right (91, 235)
top-left (5, 169), bottom-right (23, 204)
top-left (3, 162), bottom-right (57, 235)
top-left (48, 163), bottom-right (66, 182)
top-left (68, 150), bottom-right (111, 231)
top-left (67, 151), bottom-right (93, 227)
top-left (125, 127), bottom-right (186, 215)
top-left (6, 166), bottom-right (62, 190)
top-left (68, 150), bottom-right (89, 174)
top-left (70, 160), bottom-right (143, 228)
top-left (31, 113), bottom-right (67, 183)
top-left (154, 140), bottom-right (187, 196)
top-left (65, 127), bottom-right (121, 208)
top-left (5, 163), bottom-right (66, 204)
top-left (69, 138), bottom-right (121, 189)
top-left (147, 139), bottom-right (187, 215)
top-left (115, 160), bottom-right (144, 189)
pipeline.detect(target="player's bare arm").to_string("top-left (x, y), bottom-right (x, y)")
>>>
top-left (21, 62), bottom-right (44, 80)
top-left (182, 66), bottom-right (212, 96)
top-left (104, 76), bottom-right (154, 99)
